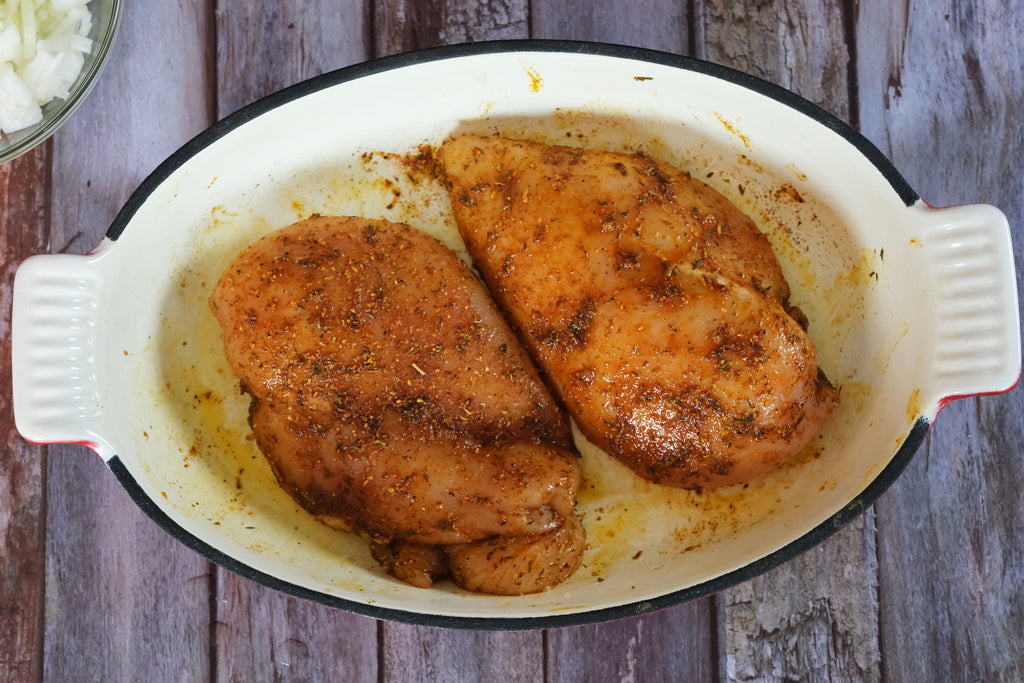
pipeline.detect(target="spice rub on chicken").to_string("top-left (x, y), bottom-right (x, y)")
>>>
top-left (437, 134), bottom-right (838, 489)
top-left (209, 216), bottom-right (585, 594)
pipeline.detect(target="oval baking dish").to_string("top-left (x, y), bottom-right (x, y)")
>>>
top-left (12, 41), bottom-right (1021, 629)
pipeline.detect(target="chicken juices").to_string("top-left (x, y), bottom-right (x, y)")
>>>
top-left (438, 134), bottom-right (838, 489)
top-left (210, 216), bottom-right (585, 594)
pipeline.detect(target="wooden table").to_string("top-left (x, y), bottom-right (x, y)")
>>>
top-left (2, 1), bottom-right (1021, 680)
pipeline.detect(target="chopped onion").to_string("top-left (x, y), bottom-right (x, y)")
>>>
top-left (0, 62), bottom-right (43, 132)
top-left (0, 0), bottom-right (93, 137)
top-left (0, 23), bottom-right (20, 62)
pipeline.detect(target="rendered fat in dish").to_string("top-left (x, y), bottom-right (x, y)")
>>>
top-left (437, 134), bottom-right (839, 489)
top-left (209, 216), bottom-right (585, 594)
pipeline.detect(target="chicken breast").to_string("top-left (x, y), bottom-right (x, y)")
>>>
top-left (437, 134), bottom-right (838, 489)
top-left (210, 215), bottom-right (585, 594)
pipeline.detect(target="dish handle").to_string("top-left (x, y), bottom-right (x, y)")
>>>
top-left (11, 248), bottom-right (116, 459)
top-left (918, 203), bottom-right (1021, 408)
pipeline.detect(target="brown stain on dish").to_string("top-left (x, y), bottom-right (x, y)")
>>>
top-left (824, 253), bottom-right (877, 335)
top-left (839, 382), bottom-right (873, 413)
top-left (525, 67), bottom-right (543, 93)
top-left (785, 163), bottom-right (808, 182)
top-left (714, 113), bottom-right (752, 149)
top-left (163, 262), bottom-right (269, 509)
top-left (573, 422), bottom-right (824, 577)
top-left (906, 388), bottom-right (923, 423)
top-left (774, 183), bottom-right (804, 203)
top-left (205, 205), bottom-right (239, 231)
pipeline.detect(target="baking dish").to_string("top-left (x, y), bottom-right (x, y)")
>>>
top-left (12, 41), bottom-right (1021, 629)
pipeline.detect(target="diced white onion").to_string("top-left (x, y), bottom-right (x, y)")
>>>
top-left (37, 33), bottom-right (92, 54)
top-left (0, 23), bottom-right (21, 62)
top-left (50, 0), bottom-right (89, 11)
top-left (19, 0), bottom-right (35, 61)
top-left (0, 62), bottom-right (44, 132)
top-left (0, 0), bottom-right (94, 137)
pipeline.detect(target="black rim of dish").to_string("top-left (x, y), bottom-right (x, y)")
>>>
top-left (103, 39), bottom-right (925, 630)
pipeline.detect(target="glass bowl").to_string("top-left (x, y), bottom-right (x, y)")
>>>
top-left (0, 0), bottom-right (121, 164)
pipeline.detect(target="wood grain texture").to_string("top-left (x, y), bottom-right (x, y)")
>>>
top-left (374, 0), bottom-right (528, 56)
top-left (857, 1), bottom-right (1024, 679)
top-left (722, 514), bottom-right (880, 682)
top-left (381, 625), bottom-right (542, 682)
top-left (530, 0), bottom-right (687, 53)
top-left (214, 575), bottom-right (377, 682)
top-left (214, 0), bottom-right (370, 117)
top-left (42, 3), bottom-right (215, 680)
top-left (547, 600), bottom-right (716, 683)
top-left (43, 466), bottom-right (212, 681)
top-left (696, 2), bottom-right (885, 680)
top-left (696, 0), bottom-right (851, 121)
top-left (0, 147), bottom-right (50, 683)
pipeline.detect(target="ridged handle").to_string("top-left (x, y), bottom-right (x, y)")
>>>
top-left (11, 249), bottom-right (115, 459)
top-left (918, 203), bottom-right (1021, 404)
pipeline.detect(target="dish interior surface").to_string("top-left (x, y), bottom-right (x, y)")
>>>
top-left (79, 50), bottom-right (944, 620)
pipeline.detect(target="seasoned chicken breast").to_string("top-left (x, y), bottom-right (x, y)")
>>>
top-left (210, 216), bottom-right (585, 594)
top-left (437, 134), bottom-right (838, 489)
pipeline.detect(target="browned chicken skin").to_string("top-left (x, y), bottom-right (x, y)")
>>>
top-left (438, 134), bottom-right (838, 489)
top-left (210, 216), bottom-right (585, 594)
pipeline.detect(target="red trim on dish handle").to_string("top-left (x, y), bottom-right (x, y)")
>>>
top-left (20, 436), bottom-right (104, 453)
top-left (936, 370), bottom-right (1022, 414)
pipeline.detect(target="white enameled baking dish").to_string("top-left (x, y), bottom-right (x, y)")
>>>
top-left (12, 42), bottom-right (1021, 629)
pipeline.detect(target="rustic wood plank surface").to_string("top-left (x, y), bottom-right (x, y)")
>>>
top-left (531, 0), bottom-right (687, 53)
top-left (858, 1), bottom-right (1024, 681)
top-left (0, 1), bottom-right (1020, 681)
top-left (0, 148), bottom-right (48, 683)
